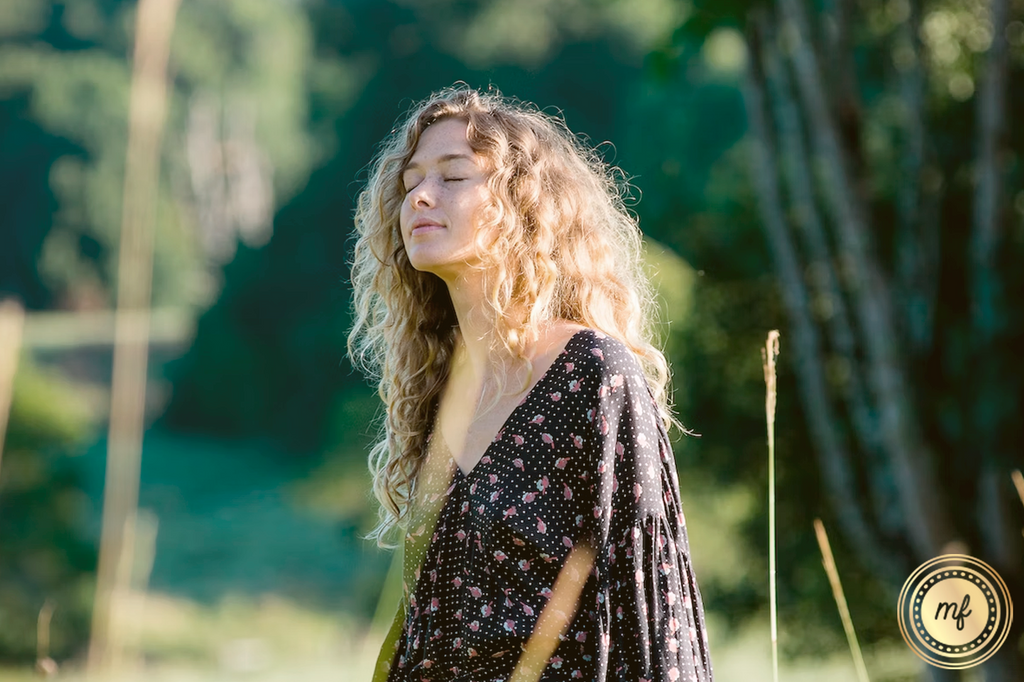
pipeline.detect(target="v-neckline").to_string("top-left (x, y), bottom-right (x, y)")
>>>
top-left (436, 327), bottom-right (590, 479)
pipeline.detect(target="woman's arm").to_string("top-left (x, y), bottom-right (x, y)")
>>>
top-left (584, 335), bottom-right (714, 682)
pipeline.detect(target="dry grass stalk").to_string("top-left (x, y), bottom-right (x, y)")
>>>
top-left (761, 329), bottom-right (781, 682)
top-left (0, 297), bottom-right (25, 482)
top-left (1013, 470), bottom-right (1024, 538)
top-left (88, 0), bottom-right (181, 674)
top-left (35, 599), bottom-right (58, 677)
top-left (813, 518), bottom-right (871, 682)
top-left (509, 543), bottom-right (597, 682)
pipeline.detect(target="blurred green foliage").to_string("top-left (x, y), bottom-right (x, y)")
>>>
top-left (0, 359), bottom-right (96, 663)
top-left (4, 0), bottom-right (1020, 670)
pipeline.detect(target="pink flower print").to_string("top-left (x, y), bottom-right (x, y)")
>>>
top-left (468, 620), bottom-right (480, 631)
top-left (591, 347), bottom-right (604, 360)
top-left (539, 587), bottom-right (553, 598)
top-left (429, 569), bottom-right (437, 582)
top-left (570, 433), bottom-right (584, 449)
top-left (635, 569), bottom-right (644, 584)
top-left (600, 415), bottom-right (609, 435)
top-left (573, 670), bottom-right (583, 679)
top-left (423, 659), bottom-right (433, 668)
top-left (616, 440), bottom-right (624, 458)
top-left (569, 378), bottom-right (582, 392)
top-left (593, 505), bottom-right (603, 518)
top-left (513, 536), bottom-right (526, 546)
top-left (468, 648), bottom-right (478, 658)
top-left (455, 608), bottom-right (463, 620)
top-left (541, 433), bottom-right (554, 448)
top-left (453, 576), bottom-right (463, 587)
top-left (668, 667), bottom-right (680, 681)
top-left (489, 473), bottom-right (498, 484)
top-left (563, 483), bottom-right (573, 500)
top-left (564, 361), bottom-right (574, 372)
top-left (469, 482), bottom-right (478, 495)
top-left (513, 434), bottom-right (525, 446)
top-left (453, 638), bottom-right (462, 649)
top-left (575, 630), bottom-right (587, 642)
top-left (575, 514), bottom-right (584, 526)
top-left (597, 460), bottom-right (607, 474)
top-left (616, 605), bottom-right (624, 619)
top-left (667, 637), bottom-right (679, 653)
top-left (610, 374), bottom-right (624, 389)
top-left (493, 550), bottom-right (507, 562)
top-left (659, 561), bottom-right (673, 575)
top-left (668, 617), bottom-right (680, 632)
top-left (504, 619), bottom-right (517, 635)
top-left (489, 488), bottom-right (502, 502)
top-left (586, 407), bottom-right (595, 422)
top-left (530, 414), bottom-right (545, 424)
top-left (598, 385), bottom-right (609, 398)
top-left (549, 656), bottom-right (563, 669)
top-left (563, 536), bottom-right (573, 548)
top-left (481, 455), bottom-right (492, 464)
top-left (468, 585), bottom-right (483, 598)
top-left (513, 457), bottom-right (524, 470)
top-left (521, 602), bottom-right (535, 616)
top-left (503, 505), bottom-right (517, 519)
top-left (430, 598), bottom-right (440, 612)
top-left (481, 602), bottom-right (492, 617)
top-left (554, 456), bottom-right (570, 469)
top-left (549, 391), bottom-right (561, 401)
top-left (637, 431), bottom-right (648, 447)
top-left (460, 501), bottom-right (469, 515)
top-left (536, 476), bottom-right (549, 492)
top-left (634, 482), bottom-right (643, 501)
top-left (522, 491), bottom-right (536, 503)
top-left (477, 504), bottom-right (486, 515)
top-left (455, 529), bottom-right (467, 541)
top-left (536, 516), bottom-right (547, 534)
top-left (601, 632), bottom-right (611, 648)
top-left (683, 594), bottom-right (692, 609)
top-left (518, 559), bottom-right (531, 571)
top-left (666, 591), bottom-right (676, 605)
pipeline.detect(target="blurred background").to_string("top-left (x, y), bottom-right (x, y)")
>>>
top-left (1, 0), bottom-right (1022, 680)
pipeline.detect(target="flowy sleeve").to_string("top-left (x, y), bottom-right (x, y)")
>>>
top-left (582, 334), bottom-right (714, 682)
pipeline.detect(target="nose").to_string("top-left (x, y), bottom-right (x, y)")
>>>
top-left (407, 176), bottom-right (436, 209)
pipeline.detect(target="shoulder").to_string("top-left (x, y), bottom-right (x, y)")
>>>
top-left (566, 328), bottom-right (645, 382)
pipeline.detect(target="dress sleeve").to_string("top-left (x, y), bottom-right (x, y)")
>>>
top-left (583, 335), bottom-right (714, 682)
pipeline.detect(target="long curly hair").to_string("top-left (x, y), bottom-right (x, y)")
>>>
top-left (347, 84), bottom-right (686, 548)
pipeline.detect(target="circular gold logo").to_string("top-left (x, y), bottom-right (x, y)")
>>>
top-left (897, 554), bottom-right (1013, 669)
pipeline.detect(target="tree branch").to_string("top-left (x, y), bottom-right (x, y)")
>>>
top-left (894, 0), bottom-right (941, 356)
top-left (776, 0), bottom-right (954, 560)
top-left (760, 17), bottom-right (905, 548)
top-left (742, 17), bottom-right (906, 584)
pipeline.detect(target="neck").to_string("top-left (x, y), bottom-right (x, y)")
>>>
top-left (444, 271), bottom-right (539, 390)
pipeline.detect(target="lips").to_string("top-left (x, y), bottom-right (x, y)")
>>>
top-left (409, 220), bottom-right (442, 236)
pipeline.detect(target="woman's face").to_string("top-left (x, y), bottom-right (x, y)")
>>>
top-left (399, 118), bottom-right (493, 281)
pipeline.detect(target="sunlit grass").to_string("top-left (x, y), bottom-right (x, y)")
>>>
top-left (0, 596), bottom-right (924, 681)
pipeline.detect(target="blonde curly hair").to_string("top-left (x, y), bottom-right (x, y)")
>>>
top-left (346, 84), bottom-right (686, 547)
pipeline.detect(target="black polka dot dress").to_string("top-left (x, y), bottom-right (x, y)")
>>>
top-left (376, 328), bottom-right (714, 682)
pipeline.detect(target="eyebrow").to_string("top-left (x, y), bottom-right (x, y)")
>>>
top-left (402, 153), bottom-right (476, 173)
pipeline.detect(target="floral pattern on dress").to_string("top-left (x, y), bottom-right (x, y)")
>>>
top-left (374, 328), bottom-right (714, 682)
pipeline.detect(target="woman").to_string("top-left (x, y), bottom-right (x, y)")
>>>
top-left (347, 85), bottom-right (714, 682)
